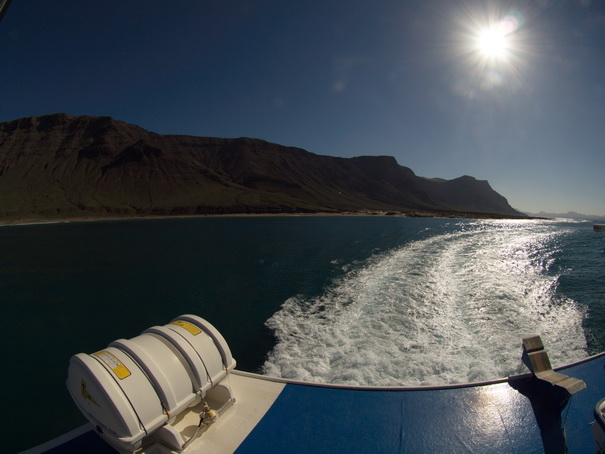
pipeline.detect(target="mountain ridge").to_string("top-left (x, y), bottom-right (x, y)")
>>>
top-left (0, 113), bottom-right (524, 221)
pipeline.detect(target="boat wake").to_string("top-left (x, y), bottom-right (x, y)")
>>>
top-left (263, 220), bottom-right (587, 386)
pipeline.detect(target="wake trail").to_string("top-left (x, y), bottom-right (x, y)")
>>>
top-left (263, 220), bottom-right (587, 386)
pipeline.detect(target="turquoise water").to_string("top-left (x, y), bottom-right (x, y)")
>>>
top-left (1, 216), bottom-right (604, 452)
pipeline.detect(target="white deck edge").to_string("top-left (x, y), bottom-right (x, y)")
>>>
top-left (233, 350), bottom-right (605, 391)
top-left (20, 424), bottom-right (92, 454)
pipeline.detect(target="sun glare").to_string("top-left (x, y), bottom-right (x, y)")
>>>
top-left (477, 27), bottom-right (509, 59)
top-left (448, 7), bottom-right (529, 96)
top-left (472, 13), bottom-right (522, 65)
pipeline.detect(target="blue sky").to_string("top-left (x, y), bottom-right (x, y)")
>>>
top-left (2, 0), bottom-right (604, 215)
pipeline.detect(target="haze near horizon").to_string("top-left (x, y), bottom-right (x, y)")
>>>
top-left (1, 0), bottom-right (604, 216)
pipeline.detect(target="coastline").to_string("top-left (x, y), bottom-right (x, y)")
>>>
top-left (0, 209), bottom-right (541, 227)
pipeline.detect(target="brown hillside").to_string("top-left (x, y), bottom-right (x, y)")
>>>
top-left (0, 113), bottom-right (523, 220)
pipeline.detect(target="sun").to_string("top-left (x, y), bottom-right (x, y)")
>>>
top-left (449, 8), bottom-right (528, 95)
top-left (476, 26), bottom-right (510, 59)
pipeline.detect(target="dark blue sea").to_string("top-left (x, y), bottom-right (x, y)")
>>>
top-left (2, 216), bottom-right (604, 452)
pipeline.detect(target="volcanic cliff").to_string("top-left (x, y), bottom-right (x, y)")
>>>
top-left (0, 113), bottom-right (523, 220)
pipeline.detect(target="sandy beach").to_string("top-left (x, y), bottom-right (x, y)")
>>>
top-left (0, 209), bottom-right (537, 227)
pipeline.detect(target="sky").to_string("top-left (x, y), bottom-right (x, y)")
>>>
top-left (1, 0), bottom-right (605, 215)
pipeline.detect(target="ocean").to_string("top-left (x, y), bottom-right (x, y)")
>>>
top-left (1, 216), bottom-right (604, 452)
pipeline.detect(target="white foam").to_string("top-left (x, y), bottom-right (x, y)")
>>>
top-left (262, 220), bottom-right (587, 386)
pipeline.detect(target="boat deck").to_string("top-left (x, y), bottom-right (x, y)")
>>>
top-left (25, 353), bottom-right (605, 453)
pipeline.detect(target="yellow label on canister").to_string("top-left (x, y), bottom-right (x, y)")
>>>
top-left (170, 320), bottom-right (201, 336)
top-left (94, 350), bottom-right (131, 379)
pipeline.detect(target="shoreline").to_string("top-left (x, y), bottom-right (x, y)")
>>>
top-left (0, 209), bottom-right (545, 227)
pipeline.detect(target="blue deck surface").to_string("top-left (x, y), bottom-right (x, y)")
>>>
top-left (236, 354), bottom-right (605, 454)
top-left (30, 353), bottom-right (605, 454)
